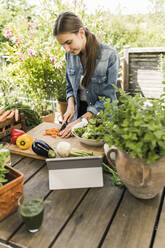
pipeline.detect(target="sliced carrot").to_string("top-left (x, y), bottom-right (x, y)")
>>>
top-left (44, 128), bottom-right (60, 138)
top-left (46, 128), bottom-right (59, 133)
top-left (51, 131), bottom-right (58, 134)
top-left (47, 128), bottom-right (59, 131)
top-left (6, 110), bottom-right (15, 119)
top-left (15, 109), bottom-right (19, 122)
top-left (45, 130), bottom-right (53, 135)
top-left (51, 135), bottom-right (57, 138)
top-left (0, 110), bottom-right (11, 122)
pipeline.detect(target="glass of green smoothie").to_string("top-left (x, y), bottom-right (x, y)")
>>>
top-left (18, 194), bottom-right (44, 233)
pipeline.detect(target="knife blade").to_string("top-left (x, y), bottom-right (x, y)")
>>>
top-left (60, 122), bottom-right (68, 131)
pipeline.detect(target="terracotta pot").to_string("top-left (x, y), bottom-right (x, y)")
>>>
top-left (57, 101), bottom-right (68, 119)
top-left (0, 165), bottom-right (24, 221)
top-left (105, 145), bottom-right (165, 199)
top-left (42, 112), bottom-right (55, 123)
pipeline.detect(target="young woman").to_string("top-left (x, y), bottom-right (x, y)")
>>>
top-left (53, 12), bottom-right (120, 138)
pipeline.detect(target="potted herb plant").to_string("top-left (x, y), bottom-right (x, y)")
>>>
top-left (0, 143), bottom-right (24, 221)
top-left (100, 89), bottom-right (165, 199)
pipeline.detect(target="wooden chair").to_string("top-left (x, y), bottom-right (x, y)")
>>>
top-left (118, 46), bottom-right (165, 98)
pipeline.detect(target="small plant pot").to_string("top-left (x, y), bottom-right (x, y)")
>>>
top-left (0, 165), bottom-right (24, 221)
top-left (42, 113), bottom-right (55, 123)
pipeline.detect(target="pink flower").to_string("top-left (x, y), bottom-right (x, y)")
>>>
top-left (4, 28), bottom-right (13, 39)
top-left (28, 22), bottom-right (39, 30)
top-left (55, 63), bottom-right (62, 70)
top-left (57, 64), bottom-right (62, 70)
top-left (28, 23), bottom-right (33, 29)
top-left (50, 55), bottom-right (55, 63)
top-left (18, 52), bottom-right (23, 61)
top-left (27, 48), bottom-right (35, 57)
top-left (12, 37), bottom-right (20, 46)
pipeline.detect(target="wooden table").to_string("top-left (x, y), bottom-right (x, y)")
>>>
top-left (0, 153), bottom-right (165, 248)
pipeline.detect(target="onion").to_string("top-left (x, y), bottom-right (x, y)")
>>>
top-left (56, 141), bottom-right (71, 157)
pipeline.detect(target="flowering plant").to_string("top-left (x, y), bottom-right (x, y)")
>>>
top-left (1, 8), bottom-right (66, 114)
top-left (18, 48), bottom-right (66, 102)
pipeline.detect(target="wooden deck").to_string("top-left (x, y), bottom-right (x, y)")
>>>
top-left (0, 152), bottom-right (165, 248)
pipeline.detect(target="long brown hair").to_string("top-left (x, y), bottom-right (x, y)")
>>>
top-left (53, 12), bottom-right (100, 87)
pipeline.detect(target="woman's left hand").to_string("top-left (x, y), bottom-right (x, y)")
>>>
top-left (59, 121), bottom-right (77, 138)
top-left (59, 112), bottom-right (93, 138)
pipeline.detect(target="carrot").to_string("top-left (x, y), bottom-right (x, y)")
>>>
top-left (0, 109), bottom-right (4, 115)
top-left (45, 130), bottom-right (53, 135)
top-left (0, 117), bottom-right (8, 123)
top-left (51, 135), bottom-right (57, 138)
top-left (44, 128), bottom-right (60, 138)
top-left (6, 110), bottom-right (15, 119)
top-left (15, 109), bottom-right (19, 122)
top-left (0, 110), bottom-right (11, 122)
top-left (45, 128), bottom-right (60, 134)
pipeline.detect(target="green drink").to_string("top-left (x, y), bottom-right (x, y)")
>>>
top-left (19, 197), bottom-right (44, 233)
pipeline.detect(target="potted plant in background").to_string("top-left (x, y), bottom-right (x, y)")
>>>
top-left (0, 143), bottom-right (24, 221)
top-left (100, 89), bottom-right (165, 199)
top-left (16, 48), bottom-right (66, 123)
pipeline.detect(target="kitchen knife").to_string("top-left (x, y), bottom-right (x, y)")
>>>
top-left (60, 122), bottom-right (68, 131)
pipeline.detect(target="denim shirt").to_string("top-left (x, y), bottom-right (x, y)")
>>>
top-left (65, 43), bottom-right (120, 120)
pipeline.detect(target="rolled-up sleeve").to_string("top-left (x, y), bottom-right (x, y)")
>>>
top-left (66, 71), bottom-right (74, 100)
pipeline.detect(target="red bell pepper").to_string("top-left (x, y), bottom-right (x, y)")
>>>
top-left (11, 129), bottom-right (25, 144)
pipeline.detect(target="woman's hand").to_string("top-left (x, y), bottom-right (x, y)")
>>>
top-left (59, 111), bottom-right (93, 138)
top-left (60, 120), bottom-right (78, 138)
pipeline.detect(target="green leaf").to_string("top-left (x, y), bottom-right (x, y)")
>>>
top-left (154, 131), bottom-right (163, 139)
top-left (103, 163), bottom-right (124, 187)
top-left (0, 177), bottom-right (8, 183)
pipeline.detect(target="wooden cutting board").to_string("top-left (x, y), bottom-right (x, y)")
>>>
top-left (9, 122), bottom-right (104, 160)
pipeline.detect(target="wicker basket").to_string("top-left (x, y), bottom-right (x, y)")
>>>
top-left (0, 113), bottom-right (26, 140)
top-left (0, 165), bottom-right (24, 221)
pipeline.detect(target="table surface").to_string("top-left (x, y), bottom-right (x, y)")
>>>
top-left (0, 153), bottom-right (165, 248)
